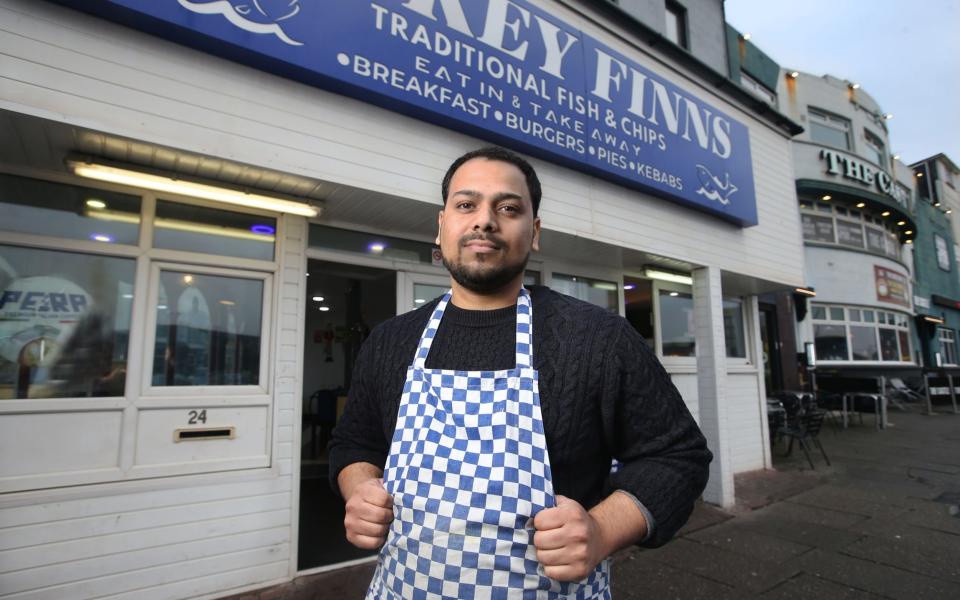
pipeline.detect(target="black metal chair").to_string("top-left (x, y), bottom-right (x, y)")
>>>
top-left (781, 409), bottom-right (831, 469)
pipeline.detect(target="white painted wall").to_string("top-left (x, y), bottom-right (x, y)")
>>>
top-left (804, 245), bottom-right (912, 310)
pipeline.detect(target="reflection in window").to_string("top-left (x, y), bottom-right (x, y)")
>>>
top-left (808, 108), bottom-right (851, 150)
top-left (850, 325), bottom-right (879, 360)
top-left (152, 271), bottom-right (263, 386)
top-left (723, 299), bottom-right (746, 358)
top-left (154, 200), bottom-right (276, 261)
top-left (814, 324), bottom-right (848, 361)
top-left (309, 224), bottom-right (434, 264)
top-left (411, 283), bottom-right (448, 312)
top-left (938, 328), bottom-right (957, 365)
top-left (659, 290), bottom-right (695, 357)
top-left (552, 274), bottom-right (618, 312)
top-left (0, 173), bottom-right (141, 245)
top-left (0, 245), bottom-right (135, 398)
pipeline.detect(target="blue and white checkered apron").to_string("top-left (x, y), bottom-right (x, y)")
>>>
top-left (367, 289), bottom-right (611, 599)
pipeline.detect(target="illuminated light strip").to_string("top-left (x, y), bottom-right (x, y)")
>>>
top-left (643, 268), bottom-right (693, 286)
top-left (794, 287), bottom-right (817, 297)
top-left (85, 208), bottom-right (276, 242)
top-left (69, 161), bottom-right (319, 217)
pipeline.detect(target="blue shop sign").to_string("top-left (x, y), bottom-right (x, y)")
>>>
top-left (60, 0), bottom-right (758, 226)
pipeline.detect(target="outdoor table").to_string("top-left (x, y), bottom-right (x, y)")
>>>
top-left (841, 392), bottom-right (887, 431)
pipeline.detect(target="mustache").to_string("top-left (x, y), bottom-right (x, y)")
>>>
top-left (459, 233), bottom-right (505, 248)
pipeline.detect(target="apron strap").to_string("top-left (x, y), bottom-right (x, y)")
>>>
top-left (515, 287), bottom-right (533, 368)
top-left (412, 288), bottom-right (534, 369)
top-left (412, 291), bottom-right (452, 370)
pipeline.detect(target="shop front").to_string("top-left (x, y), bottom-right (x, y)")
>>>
top-left (1, 0), bottom-right (803, 596)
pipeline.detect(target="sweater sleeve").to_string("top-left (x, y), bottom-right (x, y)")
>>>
top-left (327, 326), bottom-right (391, 498)
top-left (602, 319), bottom-right (712, 548)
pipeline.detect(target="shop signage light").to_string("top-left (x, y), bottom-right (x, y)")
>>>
top-left (819, 149), bottom-right (910, 207)
top-left (794, 287), bottom-right (816, 297)
top-left (60, 0), bottom-right (758, 226)
top-left (643, 268), bottom-right (693, 286)
top-left (68, 161), bottom-right (319, 217)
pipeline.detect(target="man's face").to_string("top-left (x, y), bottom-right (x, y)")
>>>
top-left (437, 158), bottom-right (541, 293)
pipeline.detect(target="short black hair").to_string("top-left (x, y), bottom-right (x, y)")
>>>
top-left (441, 147), bottom-right (542, 215)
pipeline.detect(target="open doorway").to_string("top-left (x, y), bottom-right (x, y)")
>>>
top-left (298, 260), bottom-right (395, 570)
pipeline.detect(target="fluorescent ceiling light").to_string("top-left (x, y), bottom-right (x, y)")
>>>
top-left (86, 207), bottom-right (276, 242)
top-left (644, 268), bottom-right (693, 286)
top-left (794, 287), bottom-right (816, 297)
top-left (69, 160), bottom-right (318, 217)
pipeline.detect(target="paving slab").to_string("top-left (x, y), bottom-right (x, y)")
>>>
top-left (749, 499), bottom-right (869, 529)
top-left (793, 548), bottom-right (960, 600)
top-left (758, 573), bottom-right (887, 600)
top-left (686, 523), bottom-right (813, 564)
top-left (841, 530), bottom-right (960, 583)
top-left (644, 537), bottom-right (800, 593)
top-left (611, 554), bottom-right (739, 600)
top-left (731, 515), bottom-right (864, 552)
top-left (787, 485), bottom-right (914, 517)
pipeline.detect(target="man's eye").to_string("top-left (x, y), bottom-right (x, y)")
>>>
top-left (456, 202), bottom-right (474, 210)
top-left (499, 205), bottom-right (519, 213)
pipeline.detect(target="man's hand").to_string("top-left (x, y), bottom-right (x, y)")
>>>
top-left (533, 491), bottom-right (649, 582)
top-left (533, 495), bottom-right (606, 582)
top-left (339, 463), bottom-right (394, 550)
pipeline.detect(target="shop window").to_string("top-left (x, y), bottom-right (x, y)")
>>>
top-left (659, 290), bottom-right (695, 357)
top-left (935, 234), bottom-right (951, 271)
top-left (864, 129), bottom-right (886, 166)
top-left (551, 273), bottom-right (619, 312)
top-left (151, 270), bottom-right (265, 386)
top-left (938, 328), bottom-right (957, 365)
top-left (723, 298), bottom-right (747, 359)
top-left (802, 214), bottom-right (835, 243)
top-left (0, 244), bottom-right (135, 399)
top-left (814, 325), bottom-right (848, 361)
top-left (865, 227), bottom-right (886, 254)
top-left (1, 173), bottom-right (141, 245)
top-left (624, 278), bottom-right (654, 347)
top-left (309, 224), bottom-right (435, 264)
top-left (154, 200), bottom-right (276, 261)
top-left (812, 303), bottom-right (912, 363)
top-left (664, 1), bottom-right (688, 49)
top-left (808, 108), bottom-right (852, 150)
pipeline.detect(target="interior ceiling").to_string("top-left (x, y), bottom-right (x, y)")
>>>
top-left (0, 109), bottom-right (793, 290)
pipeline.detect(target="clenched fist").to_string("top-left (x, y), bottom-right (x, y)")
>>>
top-left (533, 495), bottom-right (607, 582)
top-left (343, 477), bottom-right (394, 549)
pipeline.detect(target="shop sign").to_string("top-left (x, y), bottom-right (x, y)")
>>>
top-left (874, 265), bottom-right (910, 308)
top-left (820, 149), bottom-right (910, 208)
top-left (914, 295), bottom-right (930, 310)
top-left (63, 0), bottom-right (758, 226)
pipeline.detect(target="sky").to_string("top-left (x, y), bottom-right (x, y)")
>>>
top-left (724, 0), bottom-right (960, 166)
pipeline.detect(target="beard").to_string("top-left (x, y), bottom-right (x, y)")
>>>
top-left (442, 234), bottom-right (531, 293)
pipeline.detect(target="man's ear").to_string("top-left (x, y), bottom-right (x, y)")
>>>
top-left (436, 210), bottom-right (444, 245)
top-left (531, 216), bottom-right (541, 252)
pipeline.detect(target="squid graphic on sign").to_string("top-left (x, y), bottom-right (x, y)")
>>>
top-left (178, 0), bottom-right (303, 46)
top-left (695, 165), bottom-right (738, 206)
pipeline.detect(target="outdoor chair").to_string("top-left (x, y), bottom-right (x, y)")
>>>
top-left (889, 377), bottom-right (924, 404)
top-left (781, 409), bottom-right (831, 469)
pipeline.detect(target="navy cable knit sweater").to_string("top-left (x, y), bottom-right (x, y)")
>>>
top-left (328, 285), bottom-right (711, 547)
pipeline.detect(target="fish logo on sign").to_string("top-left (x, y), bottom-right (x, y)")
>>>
top-left (178, 0), bottom-right (303, 46)
top-left (695, 165), bottom-right (738, 206)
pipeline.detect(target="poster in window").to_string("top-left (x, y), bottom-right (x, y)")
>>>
top-left (836, 221), bottom-right (864, 248)
top-left (865, 228), bottom-right (886, 254)
top-left (802, 214), bottom-right (834, 243)
top-left (935, 234), bottom-right (950, 271)
top-left (874, 266), bottom-right (910, 307)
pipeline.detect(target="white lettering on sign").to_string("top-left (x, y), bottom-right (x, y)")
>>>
top-left (820, 149), bottom-right (909, 208)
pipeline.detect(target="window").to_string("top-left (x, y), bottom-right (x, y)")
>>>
top-left (799, 200), bottom-right (902, 260)
top-left (864, 129), bottom-right (886, 166)
top-left (659, 290), bottom-right (695, 357)
top-left (309, 224), bottom-right (436, 264)
top-left (664, 1), bottom-right (688, 49)
top-left (808, 108), bottom-right (852, 150)
top-left (938, 328), bottom-right (957, 365)
top-left (811, 303), bottom-right (912, 363)
top-left (151, 270), bottom-right (264, 386)
top-left (1, 173), bottom-right (141, 244)
top-left (723, 298), bottom-right (747, 358)
top-left (154, 200), bottom-right (276, 261)
top-left (935, 234), bottom-right (951, 271)
top-left (0, 245), bottom-right (135, 399)
top-left (740, 73), bottom-right (776, 105)
top-left (551, 273), bottom-right (618, 312)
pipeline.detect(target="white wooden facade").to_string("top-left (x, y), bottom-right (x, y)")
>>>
top-left (0, 0), bottom-right (803, 597)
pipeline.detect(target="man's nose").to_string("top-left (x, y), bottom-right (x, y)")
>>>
top-left (472, 203), bottom-right (498, 231)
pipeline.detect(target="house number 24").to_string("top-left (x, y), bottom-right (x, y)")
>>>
top-left (187, 409), bottom-right (207, 424)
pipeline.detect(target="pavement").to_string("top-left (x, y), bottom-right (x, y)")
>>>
top-left (230, 404), bottom-right (960, 599)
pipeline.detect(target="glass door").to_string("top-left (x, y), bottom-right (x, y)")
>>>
top-left (398, 271), bottom-right (451, 314)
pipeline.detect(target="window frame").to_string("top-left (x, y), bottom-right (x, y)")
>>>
top-left (863, 128), bottom-right (886, 167)
top-left (0, 166), bottom-right (282, 493)
top-left (808, 107), bottom-right (852, 151)
top-left (938, 327), bottom-right (957, 366)
top-left (664, 0), bottom-right (688, 49)
top-left (799, 199), bottom-right (903, 261)
top-left (811, 302), bottom-right (913, 365)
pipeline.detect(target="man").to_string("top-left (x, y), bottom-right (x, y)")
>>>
top-left (329, 147), bottom-right (711, 598)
